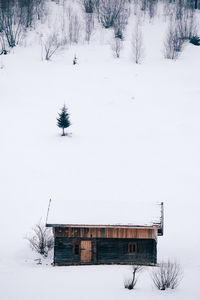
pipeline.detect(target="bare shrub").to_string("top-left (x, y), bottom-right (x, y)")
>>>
top-left (151, 260), bottom-right (182, 290)
top-left (64, 5), bottom-right (82, 44)
top-left (0, 31), bottom-right (8, 55)
top-left (131, 19), bottom-right (144, 64)
top-left (42, 32), bottom-right (63, 61)
top-left (69, 14), bottom-right (82, 44)
top-left (82, 0), bottom-right (95, 13)
top-left (178, 8), bottom-right (197, 40)
top-left (112, 37), bottom-right (123, 58)
top-left (141, 0), bottom-right (148, 12)
top-left (85, 12), bottom-right (94, 42)
top-left (98, 0), bottom-right (128, 29)
top-left (124, 265), bottom-right (143, 289)
top-left (164, 21), bottom-right (184, 60)
top-left (34, 0), bottom-right (46, 23)
top-left (148, 0), bottom-right (158, 19)
top-left (0, 1), bottom-right (26, 48)
top-left (139, 0), bottom-right (157, 18)
top-left (26, 222), bottom-right (53, 257)
top-left (113, 4), bottom-right (130, 39)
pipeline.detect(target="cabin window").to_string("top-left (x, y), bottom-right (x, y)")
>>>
top-left (128, 243), bottom-right (137, 254)
top-left (101, 228), bottom-right (105, 238)
top-left (74, 243), bottom-right (80, 256)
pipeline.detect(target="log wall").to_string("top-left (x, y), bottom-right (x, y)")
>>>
top-left (53, 237), bottom-right (157, 266)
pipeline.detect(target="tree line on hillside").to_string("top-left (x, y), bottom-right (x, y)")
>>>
top-left (0, 0), bottom-right (200, 60)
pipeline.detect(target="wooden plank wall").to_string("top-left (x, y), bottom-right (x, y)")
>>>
top-left (53, 237), bottom-right (157, 266)
top-left (54, 227), bottom-right (156, 239)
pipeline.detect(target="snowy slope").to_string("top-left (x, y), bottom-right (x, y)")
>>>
top-left (0, 5), bottom-right (200, 300)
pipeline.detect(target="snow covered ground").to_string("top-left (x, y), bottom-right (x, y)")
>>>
top-left (0, 5), bottom-right (200, 299)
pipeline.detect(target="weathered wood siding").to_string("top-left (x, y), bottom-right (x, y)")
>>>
top-left (54, 227), bottom-right (156, 239)
top-left (53, 237), bottom-right (157, 266)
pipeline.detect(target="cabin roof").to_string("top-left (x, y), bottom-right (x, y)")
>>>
top-left (46, 199), bottom-right (162, 229)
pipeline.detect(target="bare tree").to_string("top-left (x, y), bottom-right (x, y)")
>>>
top-left (124, 265), bottom-right (143, 289)
top-left (85, 12), bottom-right (94, 42)
top-left (98, 0), bottom-right (128, 29)
top-left (113, 3), bottom-right (130, 39)
top-left (63, 5), bottom-right (82, 45)
top-left (131, 19), bottom-right (144, 64)
top-left (140, 0), bottom-right (148, 12)
top-left (0, 0), bottom-right (46, 48)
top-left (19, 0), bottom-right (46, 28)
top-left (139, 0), bottom-right (157, 18)
top-left (82, 0), bottom-right (95, 13)
top-left (148, 0), bottom-right (158, 19)
top-left (151, 260), bottom-right (182, 290)
top-left (177, 8), bottom-right (197, 40)
top-left (68, 14), bottom-right (82, 44)
top-left (0, 31), bottom-right (7, 54)
top-left (34, 0), bottom-right (46, 22)
top-left (43, 33), bottom-right (61, 61)
top-left (0, 1), bottom-right (26, 48)
top-left (164, 21), bottom-right (184, 60)
top-left (26, 222), bottom-right (54, 257)
top-left (111, 37), bottom-right (123, 57)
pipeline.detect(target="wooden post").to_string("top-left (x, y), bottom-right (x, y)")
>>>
top-left (45, 199), bottom-right (52, 225)
top-left (160, 202), bottom-right (164, 236)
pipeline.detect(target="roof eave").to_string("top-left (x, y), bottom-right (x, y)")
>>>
top-left (46, 223), bottom-right (160, 229)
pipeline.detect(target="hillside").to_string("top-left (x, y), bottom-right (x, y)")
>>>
top-left (0, 1), bottom-right (200, 299)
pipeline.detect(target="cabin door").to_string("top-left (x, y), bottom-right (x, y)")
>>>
top-left (80, 240), bottom-right (92, 263)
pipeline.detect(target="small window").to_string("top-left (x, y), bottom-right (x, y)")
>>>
top-left (128, 243), bottom-right (137, 254)
top-left (74, 243), bottom-right (80, 255)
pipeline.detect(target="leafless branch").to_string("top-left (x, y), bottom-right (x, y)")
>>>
top-left (26, 222), bottom-right (53, 257)
top-left (151, 260), bottom-right (183, 290)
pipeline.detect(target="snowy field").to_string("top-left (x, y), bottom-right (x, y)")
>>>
top-left (1, 3), bottom-right (200, 299)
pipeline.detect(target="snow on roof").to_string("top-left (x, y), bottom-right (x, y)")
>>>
top-left (47, 199), bottom-right (162, 227)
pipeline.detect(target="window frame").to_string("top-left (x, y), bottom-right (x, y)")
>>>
top-left (73, 243), bottom-right (80, 256)
top-left (128, 242), bottom-right (137, 254)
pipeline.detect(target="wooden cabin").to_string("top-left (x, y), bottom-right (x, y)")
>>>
top-left (46, 201), bottom-right (163, 266)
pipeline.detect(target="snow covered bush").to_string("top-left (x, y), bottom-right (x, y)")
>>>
top-left (27, 223), bottom-right (54, 257)
top-left (151, 260), bottom-right (182, 290)
top-left (124, 265), bottom-right (143, 290)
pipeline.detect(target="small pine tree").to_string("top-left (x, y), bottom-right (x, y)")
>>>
top-left (57, 105), bottom-right (71, 136)
top-left (73, 54), bottom-right (77, 65)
